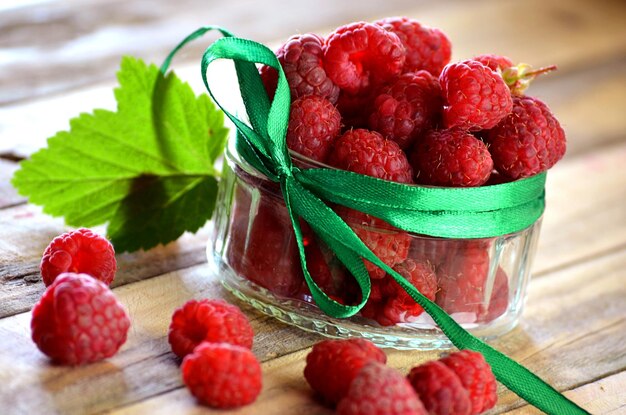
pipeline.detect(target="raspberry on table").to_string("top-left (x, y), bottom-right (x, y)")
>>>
top-left (338, 362), bottom-right (427, 415)
top-left (473, 54), bottom-right (514, 72)
top-left (286, 95), bottom-right (341, 162)
top-left (328, 129), bottom-right (414, 184)
top-left (408, 360), bottom-right (472, 415)
top-left (368, 71), bottom-right (443, 149)
top-left (31, 272), bottom-right (130, 365)
top-left (304, 338), bottom-right (387, 404)
top-left (168, 298), bottom-right (254, 359)
top-left (410, 128), bottom-right (493, 187)
top-left (440, 60), bottom-right (513, 131)
top-left (485, 95), bottom-right (566, 179)
top-left (182, 342), bottom-right (262, 409)
top-left (260, 33), bottom-right (340, 103)
top-left (324, 22), bottom-right (406, 95)
top-left (376, 17), bottom-right (452, 76)
top-left (441, 350), bottom-right (498, 415)
top-left (40, 228), bottom-right (116, 287)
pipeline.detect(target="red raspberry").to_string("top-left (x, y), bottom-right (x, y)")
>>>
top-left (376, 17), bottom-right (451, 76)
top-left (368, 71), bottom-right (443, 149)
top-left (436, 241), bottom-right (506, 320)
top-left (286, 95), bottom-right (341, 162)
top-left (485, 95), bottom-right (566, 179)
top-left (410, 129), bottom-right (493, 187)
top-left (440, 350), bottom-right (497, 415)
top-left (304, 338), bottom-right (387, 404)
top-left (479, 267), bottom-right (510, 322)
top-left (40, 228), bottom-right (116, 287)
top-left (409, 237), bottom-right (453, 270)
top-left (168, 299), bottom-right (254, 359)
top-left (377, 259), bottom-right (438, 326)
top-left (31, 273), bottom-right (130, 365)
top-left (351, 225), bottom-right (411, 280)
top-left (440, 60), bottom-right (513, 131)
top-left (182, 342), bottom-right (262, 408)
top-left (260, 33), bottom-right (339, 103)
top-left (324, 22), bottom-right (406, 95)
top-left (227, 193), bottom-right (304, 297)
top-left (338, 362), bottom-right (427, 415)
top-left (408, 360), bottom-right (472, 415)
top-left (328, 129), bottom-right (414, 184)
top-left (473, 54), bottom-right (514, 72)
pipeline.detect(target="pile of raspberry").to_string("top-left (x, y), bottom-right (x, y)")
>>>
top-left (248, 17), bottom-right (566, 325)
top-left (304, 338), bottom-right (498, 415)
top-left (31, 229), bottom-right (262, 409)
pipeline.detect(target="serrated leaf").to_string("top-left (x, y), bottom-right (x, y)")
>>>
top-left (12, 56), bottom-right (229, 252)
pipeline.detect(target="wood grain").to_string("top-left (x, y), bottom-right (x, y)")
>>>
top-left (0, 210), bottom-right (212, 318)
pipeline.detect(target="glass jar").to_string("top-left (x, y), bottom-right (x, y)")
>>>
top-left (208, 138), bottom-right (542, 350)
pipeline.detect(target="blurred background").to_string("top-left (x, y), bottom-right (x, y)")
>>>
top-left (1, 0), bottom-right (625, 159)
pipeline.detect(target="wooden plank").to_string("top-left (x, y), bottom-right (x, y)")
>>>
top-left (0, 0), bottom-right (418, 105)
top-left (534, 142), bottom-right (626, 275)
top-left (88, 249), bottom-right (626, 414)
top-left (0, 263), bottom-right (321, 415)
top-left (0, 159), bottom-right (25, 208)
top-left (0, 205), bottom-right (212, 318)
top-left (1, 0), bottom-right (625, 109)
top-left (502, 371), bottom-right (626, 414)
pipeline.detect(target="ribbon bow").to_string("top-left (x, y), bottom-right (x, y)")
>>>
top-left (161, 26), bottom-right (589, 415)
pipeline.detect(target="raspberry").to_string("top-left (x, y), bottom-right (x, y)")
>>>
top-left (182, 342), bottom-right (262, 408)
top-left (286, 95), bottom-right (341, 162)
top-left (301, 235), bottom-right (361, 305)
top-left (408, 360), bottom-right (472, 415)
top-left (338, 362), bottom-right (427, 415)
top-left (304, 338), bottom-right (387, 404)
top-left (409, 237), bottom-right (453, 270)
top-left (328, 129), bottom-right (414, 184)
top-left (376, 17), bottom-right (451, 76)
top-left (485, 95), bottom-right (566, 179)
top-left (227, 193), bottom-right (304, 297)
top-left (324, 22), bottom-right (406, 95)
top-left (31, 273), bottom-right (130, 365)
top-left (377, 259), bottom-right (438, 326)
top-left (473, 54), bottom-right (514, 72)
top-left (40, 228), bottom-right (116, 287)
top-left (410, 129), bottom-right (493, 187)
top-left (260, 33), bottom-right (340, 103)
top-left (351, 225), bottom-right (411, 280)
top-left (168, 299), bottom-right (254, 359)
top-left (480, 267), bottom-right (510, 322)
top-left (440, 60), bottom-right (513, 131)
top-left (440, 350), bottom-right (497, 414)
top-left (368, 71), bottom-right (443, 149)
top-left (436, 241), bottom-right (500, 318)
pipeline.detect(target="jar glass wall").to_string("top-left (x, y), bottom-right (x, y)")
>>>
top-left (208, 138), bottom-right (541, 349)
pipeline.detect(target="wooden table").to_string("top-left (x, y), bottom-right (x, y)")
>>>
top-left (1, 0), bottom-right (625, 413)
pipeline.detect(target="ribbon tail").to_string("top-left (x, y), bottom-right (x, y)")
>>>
top-left (285, 178), bottom-right (589, 415)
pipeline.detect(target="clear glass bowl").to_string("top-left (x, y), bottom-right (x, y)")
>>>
top-left (208, 138), bottom-right (542, 350)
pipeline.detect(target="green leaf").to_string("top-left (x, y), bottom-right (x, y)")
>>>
top-left (12, 56), bottom-right (229, 252)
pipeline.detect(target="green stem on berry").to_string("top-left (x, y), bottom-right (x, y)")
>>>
top-left (503, 63), bottom-right (558, 95)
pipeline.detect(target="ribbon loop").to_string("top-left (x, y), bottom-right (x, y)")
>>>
top-left (160, 26), bottom-right (590, 415)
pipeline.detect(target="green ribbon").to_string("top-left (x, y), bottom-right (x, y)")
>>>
top-left (162, 26), bottom-right (589, 415)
